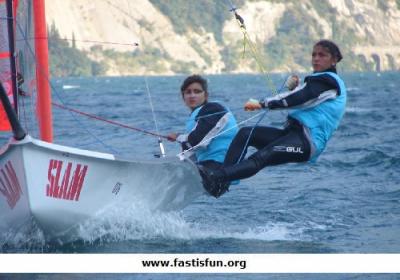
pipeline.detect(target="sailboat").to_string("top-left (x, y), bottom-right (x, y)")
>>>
top-left (0, 0), bottom-right (204, 242)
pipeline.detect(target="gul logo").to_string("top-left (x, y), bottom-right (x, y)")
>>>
top-left (273, 146), bottom-right (304, 154)
top-left (46, 159), bottom-right (88, 201)
top-left (286, 147), bottom-right (303, 154)
top-left (0, 161), bottom-right (22, 209)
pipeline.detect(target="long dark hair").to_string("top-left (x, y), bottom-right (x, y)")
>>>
top-left (314, 40), bottom-right (343, 62)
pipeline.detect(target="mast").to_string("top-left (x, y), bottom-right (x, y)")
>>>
top-left (5, 0), bottom-right (18, 115)
top-left (33, 0), bottom-right (53, 142)
top-left (0, 83), bottom-right (25, 140)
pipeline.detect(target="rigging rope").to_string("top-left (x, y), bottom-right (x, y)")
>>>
top-left (14, 23), bottom-right (120, 154)
top-left (225, 0), bottom-right (277, 96)
top-left (17, 37), bottom-right (139, 48)
top-left (219, 1), bottom-right (298, 164)
top-left (235, 111), bottom-right (267, 163)
top-left (124, 0), bottom-right (167, 157)
top-left (233, 76), bottom-right (292, 163)
top-left (144, 76), bottom-right (166, 157)
top-left (51, 101), bottom-right (170, 141)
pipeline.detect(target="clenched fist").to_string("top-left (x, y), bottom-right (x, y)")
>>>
top-left (244, 98), bottom-right (263, 111)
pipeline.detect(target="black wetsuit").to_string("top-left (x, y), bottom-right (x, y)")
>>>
top-left (222, 117), bottom-right (311, 179)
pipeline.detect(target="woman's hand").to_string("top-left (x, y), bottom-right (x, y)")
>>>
top-left (167, 133), bottom-right (178, 142)
top-left (244, 98), bottom-right (263, 111)
top-left (285, 75), bottom-right (300, 91)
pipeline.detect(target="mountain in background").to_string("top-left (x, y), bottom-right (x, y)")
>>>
top-left (46, 0), bottom-right (400, 76)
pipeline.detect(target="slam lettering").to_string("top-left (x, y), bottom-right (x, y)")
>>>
top-left (0, 161), bottom-right (22, 209)
top-left (46, 159), bottom-right (88, 201)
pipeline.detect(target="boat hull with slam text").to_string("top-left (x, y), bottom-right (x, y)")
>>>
top-left (0, 135), bottom-right (204, 242)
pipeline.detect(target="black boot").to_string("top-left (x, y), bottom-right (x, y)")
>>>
top-left (221, 159), bottom-right (260, 181)
top-left (198, 165), bottom-right (230, 198)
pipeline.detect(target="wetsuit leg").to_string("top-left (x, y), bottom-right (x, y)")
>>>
top-left (223, 126), bottom-right (287, 166)
top-left (222, 127), bottom-right (311, 181)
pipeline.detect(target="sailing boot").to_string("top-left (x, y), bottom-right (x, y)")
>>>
top-left (199, 157), bottom-right (262, 198)
top-left (198, 165), bottom-right (230, 198)
top-left (221, 159), bottom-right (260, 182)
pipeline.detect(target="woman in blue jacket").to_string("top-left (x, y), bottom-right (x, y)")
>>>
top-left (168, 75), bottom-right (238, 171)
top-left (200, 40), bottom-right (347, 198)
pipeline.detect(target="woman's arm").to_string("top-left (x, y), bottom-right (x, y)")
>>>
top-left (179, 102), bottom-right (229, 149)
top-left (264, 74), bottom-right (340, 109)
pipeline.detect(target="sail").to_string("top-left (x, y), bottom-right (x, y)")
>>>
top-left (15, 0), bottom-right (37, 98)
top-left (14, 0), bottom-right (41, 136)
top-left (0, 0), bottom-right (50, 139)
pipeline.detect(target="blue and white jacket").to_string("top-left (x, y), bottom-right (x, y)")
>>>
top-left (177, 102), bottom-right (238, 163)
top-left (264, 69), bottom-right (346, 160)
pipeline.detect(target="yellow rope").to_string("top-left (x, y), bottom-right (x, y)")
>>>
top-left (233, 12), bottom-right (277, 96)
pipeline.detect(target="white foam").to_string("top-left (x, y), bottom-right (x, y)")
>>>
top-left (345, 107), bottom-right (372, 113)
top-left (76, 202), bottom-right (195, 242)
top-left (346, 87), bottom-right (360, 91)
top-left (0, 219), bottom-right (46, 251)
top-left (75, 201), bottom-right (314, 243)
top-left (62, 85), bottom-right (80, 90)
top-left (1, 201), bottom-right (321, 249)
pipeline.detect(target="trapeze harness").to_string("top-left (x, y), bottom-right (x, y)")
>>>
top-left (177, 101), bottom-right (238, 167)
top-left (221, 71), bottom-right (347, 181)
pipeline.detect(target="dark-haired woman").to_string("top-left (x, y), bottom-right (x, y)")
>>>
top-left (167, 75), bottom-right (238, 189)
top-left (200, 40), bottom-right (347, 198)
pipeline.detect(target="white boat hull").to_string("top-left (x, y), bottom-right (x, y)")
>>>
top-left (0, 136), bottom-right (204, 241)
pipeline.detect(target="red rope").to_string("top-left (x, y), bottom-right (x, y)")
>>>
top-left (17, 37), bottom-right (139, 47)
top-left (51, 102), bottom-right (169, 140)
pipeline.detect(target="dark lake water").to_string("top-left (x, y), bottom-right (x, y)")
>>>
top-left (1, 72), bottom-right (399, 279)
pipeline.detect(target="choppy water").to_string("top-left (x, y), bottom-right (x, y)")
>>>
top-left (1, 72), bottom-right (399, 278)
